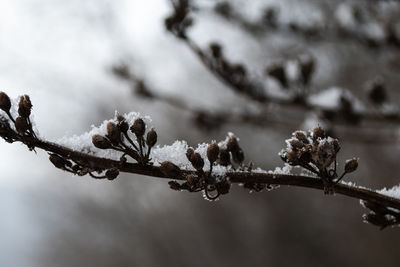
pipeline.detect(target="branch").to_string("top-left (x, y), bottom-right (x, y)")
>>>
top-left (1, 91), bottom-right (400, 229)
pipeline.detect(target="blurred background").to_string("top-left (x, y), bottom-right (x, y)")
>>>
top-left (1, 0), bottom-right (400, 266)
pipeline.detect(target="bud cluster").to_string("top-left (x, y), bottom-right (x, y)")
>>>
top-left (92, 117), bottom-right (157, 166)
top-left (280, 126), bottom-right (359, 189)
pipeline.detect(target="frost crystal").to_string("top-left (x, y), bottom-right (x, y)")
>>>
top-left (376, 185), bottom-right (400, 200)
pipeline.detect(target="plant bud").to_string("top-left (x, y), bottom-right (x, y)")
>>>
top-left (232, 148), bottom-right (244, 164)
top-left (190, 153), bottom-right (204, 171)
top-left (118, 120), bottom-right (129, 133)
top-left (186, 148), bottom-right (194, 161)
top-left (168, 181), bottom-right (181, 191)
top-left (286, 151), bottom-right (298, 163)
top-left (0, 92), bottom-right (11, 113)
top-left (207, 142), bottom-right (220, 164)
top-left (146, 128), bottom-right (157, 147)
top-left (130, 118), bottom-right (146, 137)
top-left (313, 126), bottom-right (325, 140)
top-left (289, 139), bottom-right (304, 150)
top-left (18, 95), bottom-right (32, 118)
top-left (331, 139), bottom-right (340, 153)
top-left (266, 63), bottom-right (288, 88)
top-left (186, 175), bottom-right (197, 186)
top-left (15, 116), bottom-right (28, 133)
top-left (344, 158), bottom-right (358, 173)
top-left (92, 134), bottom-right (112, 149)
top-left (216, 181), bottom-right (231, 195)
top-left (218, 149), bottom-right (231, 166)
top-left (106, 122), bottom-right (121, 145)
top-left (227, 137), bottom-right (240, 152)
top-left (105, 168), bottom-right (119, 180)
top-left (49, 154), bottom-right (66, 169)
top-left (294, 131), bottom-right (309, 144)
top-left (209, 43), bottom-right (222, 58)
top-left (160, 161), bottom-right (181, 177)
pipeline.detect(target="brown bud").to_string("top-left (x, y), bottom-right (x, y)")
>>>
top-left (186, 148), bottom-right (194, 161)
top-left (146, 128), bottom-right (157, 147)
top-left (207, 142), bottom-right (220, 164)
top-left (49, 154), bottom-right (66, 169)
top-left (286, 151), bottom-right (298, 163)
top-left (209, 43), bottom-right (222, 58)
top-left (216, 181), bottom-right (231, 195)
top-left (218, 149), bottom-right (231, 166)
top-left (299, 148), bottom-right (312, 164)
top-left (168, 181), bottom-right (181, 191)
top-left (344, 158), bottom-right (358, 173)
top-left (117, 115), bottom-right (125, 122)
top-left (105, 168), bottom-right (119, 180)
top-left (0, 92), bottom-right (11, 113)
top-left (266, 63), bottom-right (288, 88)
top-left (106, 122), bottom-right (121, 145)
top-left (186, 175), bottom-right (197, 186)
top-left (227, 137), bottom-right (240, 152)
top-left (367, 80), bottom-right (386, 105)
top-left (331, 139), bottom-right (340, 153)
top-left (289, 139), bottom-right (304, 150)
top-left (232, 148), bottom-right (244, 164)
top-left (294, 131), bottom-right (309, 144)
top-left (313, 126), bottom-right (325, 140)
top-left (118, 120), bottom-right (129, 133)
top-left (18, 95), bottom-right (32, 118)
top-left (92, 134), bottom-right (112, 149)
top-left (190, 153), bottom-right (204, 171)
top-left (15, 116), bottom-right (28, 133)
top-left (160, 161), bottom-right (181, 177)
top-left (130, 118), bottom-right (146, 137)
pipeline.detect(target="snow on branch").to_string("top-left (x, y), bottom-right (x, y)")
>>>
top-left (1, 91), bottom-right (400, 229)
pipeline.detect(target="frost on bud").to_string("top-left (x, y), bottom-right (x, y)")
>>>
top-left (266, 62), bottom-right (288, 88)
top-left (105, 168), bottom-right (119, 180)
top-left (146, 128), bottom-right (157, 147)
top-left (294, 131), bottom-right (309, 144)
top-left (106, 122), bottom-right (121, 145)
top-left (18, 95), bottom-right (32, 118)
top-left (312, 126), bottom-right (325, 140)
top-left (130, 118), bottom-right (146, 138)
top-left (0, 92), bottom-right (11, 113)
top-left (232, 148), bottom-right (244, 164)
top-left (15, 117), bottom-right (28, 133)
top-left (227, 137), bottom-right (240, 152)
top-left (207, 142), bottom-right (220, 164)
top-left (218, 149), bottom-right (231, 166)
top-left (160, 161), bottom-right (181, 178)
top-left (289, 139), bottom-right (304, 151)
top-left (344, 158), bottom-right (358, 173)
top-left (189, 153), bottom-right (204, 171)
top-left (92, 134), bottom-right (112, 149)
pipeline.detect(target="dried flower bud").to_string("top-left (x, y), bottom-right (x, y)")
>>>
top-left (130, 118), bottom-right (146, 137)
top-left (216, 181), bottom-right (231, 195)
top-left (294, 131), bottom-right (309, 144)
top-left (160, 161), bottom-right (181, 178)
top-left (266, 63), bottom-right (288, 88)
top-left (312, 126), bottom-right (325, 140)
top-left (366, 80), bottom-right (386, 105)
top-left (331, 139), bottom-right (340, 153)
top-left (312, 140), bottom-right (336, 168)
top-left (49, 154), bottom-right (67, 169)
top-left (118, 119), bottom-right (129, 133)
top-left (186, 148), bottom-right (194, 161)
top-left (299, 149), bottom-right (312, 164)
top-left (219, 149), bottom-right (231, 166)
top-left (106, 122), bottom-right (121, 145)
top-left (117, 115), bottom-right (125, 122)
top-left (344, 158), bottom-right (358, 173)
top-left (146, 128), bottom-right (157, 147)
top-left (105, 168), bottom-right (119, 180)
top-left (168, 181), bottom-right (181, 191)
top-left (190, 153), bottom-right (204, 171)
top-left (232, 148), bottom-right (244, 164)
top-left (299, 55), bottom-right (315, 85)
top-left (186, 175), bottom-right (197, 186)
top-left (0, 92), bottom-right (11, 113)
top-left (209, 43), bottom-right (222, 58)
top-left (15, 116), bottom-right (28, 133)
top-left (227, 137), bottom-right (240, 152)
top-left (207, 142), bottom-right (220, 164)
top-left (18, 95), bottom-right (32, 118)
top-left (289, 139), bottom-right (304, 150)
top-left (92, 134), bottom-right (112, 149)
top-left (287, 151), bottom-right (298, 163)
